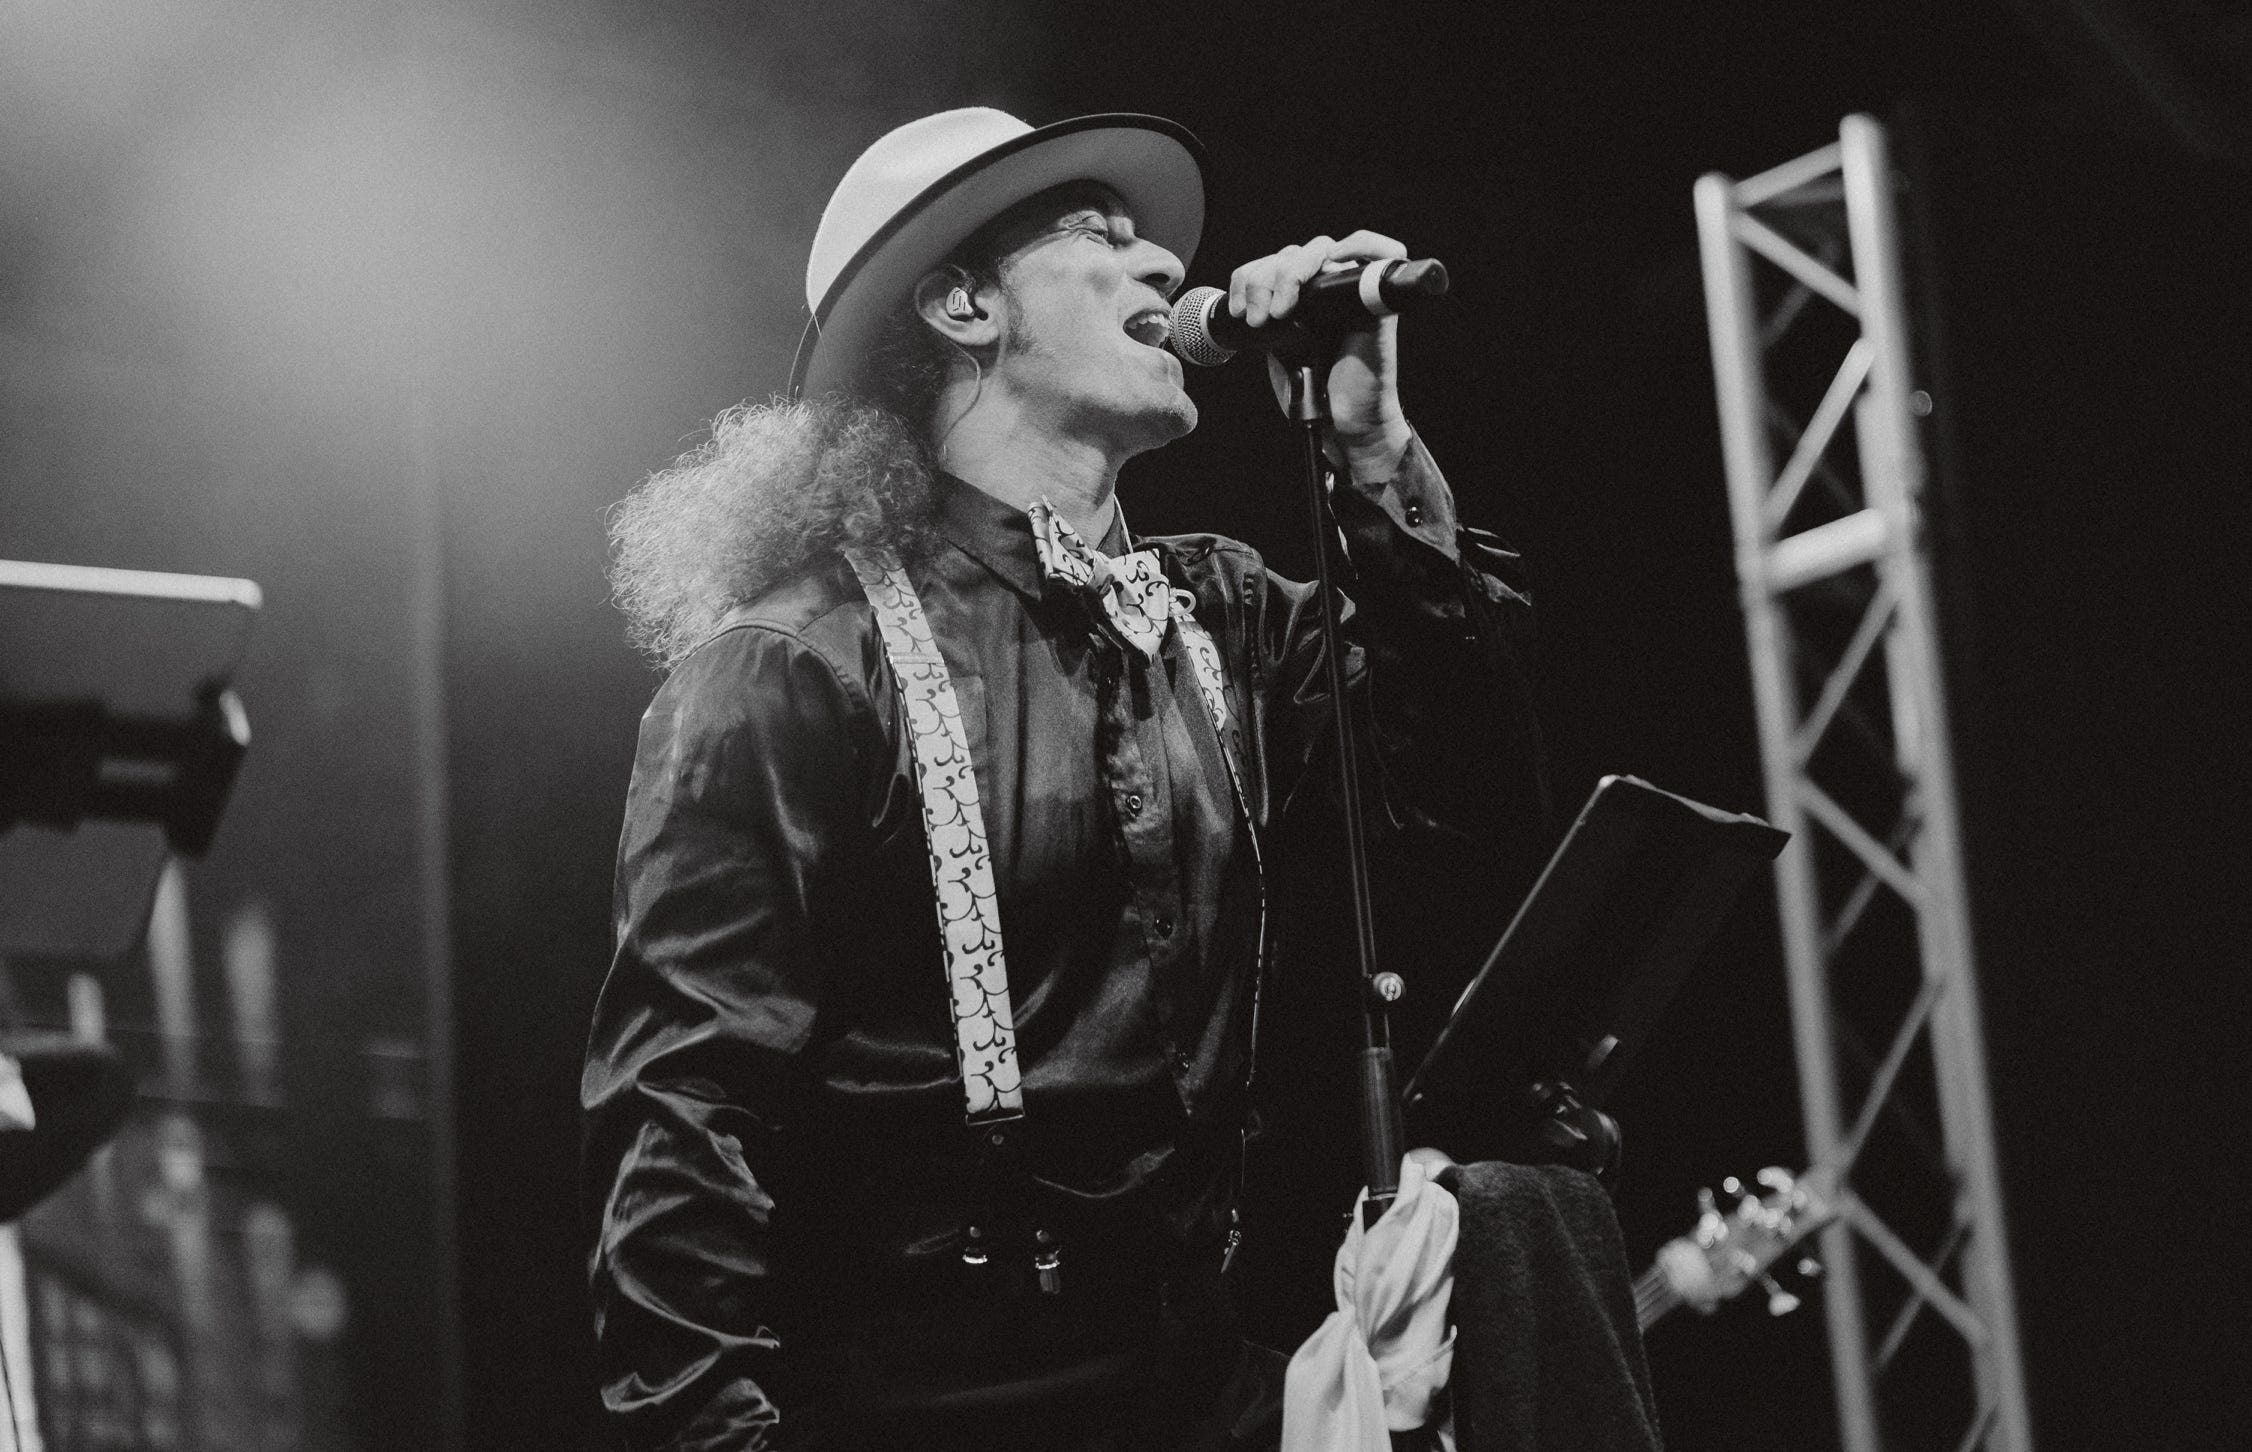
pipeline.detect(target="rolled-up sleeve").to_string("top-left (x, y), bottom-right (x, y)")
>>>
top-left (581, 622), bottom-right (871, 1452)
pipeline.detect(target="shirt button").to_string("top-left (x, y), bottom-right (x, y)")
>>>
top-left (1153, 913), bottom-right (1175, 938)
top-left (1125, 792), bottom-right (1144, 817)
top-left (1404, 503), bottom-right (1426, 527)
top-left (1173, 1049), bottom-right (1193, 1072)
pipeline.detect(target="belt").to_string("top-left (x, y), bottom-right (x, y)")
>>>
top-left (825, 1225), bottom-right (1233, 1311)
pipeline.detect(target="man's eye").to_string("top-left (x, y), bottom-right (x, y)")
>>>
top-left (1065, 214), bottom-right (1130, 245)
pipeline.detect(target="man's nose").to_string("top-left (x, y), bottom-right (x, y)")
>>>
top-left (1134, 240), bottom-right (1186, 300)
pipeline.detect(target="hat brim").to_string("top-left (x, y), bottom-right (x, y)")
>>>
top-left (791, 113), bottom-right (1207, 402)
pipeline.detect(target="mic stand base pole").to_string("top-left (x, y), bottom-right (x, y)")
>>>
top-left (1282, 362), bottom-right (1406, 1228)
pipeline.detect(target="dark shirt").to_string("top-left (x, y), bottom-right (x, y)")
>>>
top-left (582, 439), bottom-right (1546, 1449)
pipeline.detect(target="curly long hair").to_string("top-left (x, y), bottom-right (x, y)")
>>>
top-left (604, 190), bottom-right (1075, 669)
top-left (605, 283), bottom-right (993, 669)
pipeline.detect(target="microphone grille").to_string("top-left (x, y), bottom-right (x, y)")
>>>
top-left (1168, 287), bottom-right (1234, 367)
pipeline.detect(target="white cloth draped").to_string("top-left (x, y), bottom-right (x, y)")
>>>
top-left (1281, 1153), bottom-right (1459, 1451)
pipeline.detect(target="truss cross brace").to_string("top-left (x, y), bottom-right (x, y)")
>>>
top-left (1693, 115), bottom-right (2034, 1452)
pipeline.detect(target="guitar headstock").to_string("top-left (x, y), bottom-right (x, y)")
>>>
top-left (1654, 1164), bottom-right (1838, 1316)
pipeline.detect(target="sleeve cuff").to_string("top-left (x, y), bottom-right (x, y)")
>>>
top-left (1338, 433), bottom-right (1460, 561)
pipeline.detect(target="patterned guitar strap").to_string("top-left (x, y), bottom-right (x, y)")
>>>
top-left (841, 542), bottom-right (1260, 1111)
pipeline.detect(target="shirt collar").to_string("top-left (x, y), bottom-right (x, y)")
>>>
top-left (936, 471), bottom-right (1137, 601)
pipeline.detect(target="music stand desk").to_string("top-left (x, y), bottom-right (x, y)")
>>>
top-left (1404, 774), bottom-right (1787, 1130)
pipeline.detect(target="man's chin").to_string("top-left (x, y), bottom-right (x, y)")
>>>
top-left (1119, 395), bottom-right (1198, 456)
top-left (1094, 390), bottom-right (1199, 459)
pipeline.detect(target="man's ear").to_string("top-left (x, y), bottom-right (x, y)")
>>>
top-left (912, 268), bottom-right (1000, 351)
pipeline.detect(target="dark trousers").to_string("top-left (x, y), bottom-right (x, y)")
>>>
top-left (782, 1269), bottom-right (1287, 1451)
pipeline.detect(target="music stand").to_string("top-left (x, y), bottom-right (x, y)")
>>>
top-left (0, 560), bottom-right (259, 962)
top-left (1404, 774), bottom-right (1787, 1154)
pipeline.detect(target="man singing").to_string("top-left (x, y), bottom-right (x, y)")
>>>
top-left (584, 108), bottom-right (1547, 1450)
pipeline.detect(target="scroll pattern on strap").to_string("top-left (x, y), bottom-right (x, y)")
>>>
top-left (1173, 604), bottom-right (1241, 774)
top-left (1177, 610), bottom-right (1256, 880)
top-left (1175, 606), bottom-right (1267, 1046)
top-left (842, 547), bottom-right (1024, 1124)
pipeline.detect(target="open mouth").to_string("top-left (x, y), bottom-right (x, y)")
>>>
top-left (1123, 308), bottom-right (1172, 350)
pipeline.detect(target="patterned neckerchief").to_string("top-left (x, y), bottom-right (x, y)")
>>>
top-left (1025, 496), bottom-right (1186, 659)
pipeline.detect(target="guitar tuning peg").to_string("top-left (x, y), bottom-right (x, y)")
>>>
top-left (1694, 1187), bottom-right (1725, 1243)
top-left (1761, 1273), bottom-right (1801, 1317)
top-left (1756, 1166), bottom-right (1795, 1192)
top-left (1721, 1176), bottom-right (1744, 1196)
top-left (1797, 1256), bottom-right (1822, 1279)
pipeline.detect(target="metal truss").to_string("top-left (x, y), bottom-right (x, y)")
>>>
top-left (1693, 116), bottom-right (2033, 1452)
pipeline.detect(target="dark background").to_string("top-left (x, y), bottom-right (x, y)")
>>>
top-left (5, 0), bottom-right (2246, 1448)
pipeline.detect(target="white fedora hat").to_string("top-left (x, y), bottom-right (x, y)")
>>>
top-left (790, 107), bottom-right (1206, 402)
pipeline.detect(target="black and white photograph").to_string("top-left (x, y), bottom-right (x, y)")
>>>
top-left (2, 2), bottom-right (2244, 1448)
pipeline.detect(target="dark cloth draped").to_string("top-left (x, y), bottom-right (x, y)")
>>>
top-left (1446, 1162), bottom-right (1664, 1452)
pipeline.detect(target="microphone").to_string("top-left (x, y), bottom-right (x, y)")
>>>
top-left (1168, 257), bottom-right (1449, 366)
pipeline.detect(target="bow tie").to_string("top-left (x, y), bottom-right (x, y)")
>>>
top-left (1027, 498), bottom-right (1181, 658)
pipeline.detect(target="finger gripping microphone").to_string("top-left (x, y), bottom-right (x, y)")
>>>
top-left (1168, 257), bottom-right (1449, 366)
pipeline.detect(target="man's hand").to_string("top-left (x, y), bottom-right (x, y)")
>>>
top-left (1227, 229), bottom-right (1415, 482)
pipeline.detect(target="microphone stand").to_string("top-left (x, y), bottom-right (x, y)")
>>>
top-left (1278, 357), bottom-right (1407, 1227)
